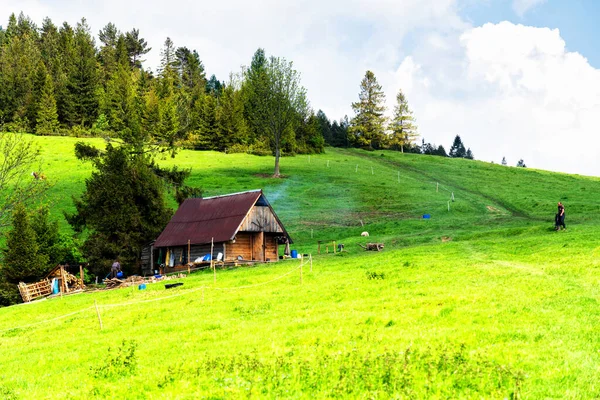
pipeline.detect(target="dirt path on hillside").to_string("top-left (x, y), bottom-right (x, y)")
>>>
top-left (337, 149), bottom-right (536, 221)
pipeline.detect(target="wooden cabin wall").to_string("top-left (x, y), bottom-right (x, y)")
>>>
top-left (226, 232), bottom-right (252, 260)
top-left (156, 243), bottom-right (225, 267)
top-left (265, 234), bottom-right (278, 261)
top-left (239, 206), bottom-right (283, 233)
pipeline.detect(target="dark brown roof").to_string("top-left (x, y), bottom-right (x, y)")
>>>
top-left (154, 190), bottom-right (288, 248)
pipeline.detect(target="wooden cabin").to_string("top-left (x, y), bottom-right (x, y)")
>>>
top-left (145, 190), bottom-right (292, 275)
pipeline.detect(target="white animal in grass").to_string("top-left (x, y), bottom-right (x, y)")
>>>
top-left (361, 231), bottom-right (369, 237)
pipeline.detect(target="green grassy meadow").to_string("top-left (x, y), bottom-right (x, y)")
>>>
top-left (1, 135), bottom-right (600, 398)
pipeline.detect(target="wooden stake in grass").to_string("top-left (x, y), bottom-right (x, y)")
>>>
top-left (448, 201), bottom-right (450, 212)
top-left (94, 300), bottom-right (103, 330)
top-left (211, 237), bottom-right (215, 284)
top-left (451, 192), bottom-right (455, 202)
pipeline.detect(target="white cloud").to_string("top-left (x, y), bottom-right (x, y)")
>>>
top-left (512, 0), bottom-right (547, 17)
top-left (394, 22), bottom-right (600, 175)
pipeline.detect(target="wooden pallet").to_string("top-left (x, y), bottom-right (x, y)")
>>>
top-left (18, 280), bottom-right (52, 302)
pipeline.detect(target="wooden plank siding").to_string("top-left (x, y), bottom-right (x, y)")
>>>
top-left (265, 234), bottom-right (278, 262)
top-left (226, 232), bottom-right (253, 260)
top-left (238, 206), bottom-right (284, 233)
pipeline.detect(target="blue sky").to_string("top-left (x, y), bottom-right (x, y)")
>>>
top-left (463, 0), bottom-right (600, 67)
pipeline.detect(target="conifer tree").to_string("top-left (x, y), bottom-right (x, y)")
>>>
top-left (64, 18), bottom-right (99, 127)
top-left (501, 157), bottom-right (507, 166)
top-left (32, 205), bottom-right (68, 267)
top-left (125, 28), bottom-right (151, 69)
top-left (389, 89), bottom-right (418, 152)
top-left (449, 135), bottom-right (466, 158)
top-left (349, 71), bottom-right (387, 149)
top-left (218, 81), bottom-right (248, 149)
top-left (1, 204), bottom-right (49, 284)
top-left (36, 71), bottom-right (60, 135)
top-left (465, 148), bottom-right (474, 160)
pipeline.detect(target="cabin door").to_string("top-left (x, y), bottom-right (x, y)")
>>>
top-left (252, 232), bottom-right (265, 261)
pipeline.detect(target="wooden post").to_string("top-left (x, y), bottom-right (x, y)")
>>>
top-left (448, 201), bottom-right (450, 212)
top-left (310, 254), bottom-right (313, 272)
top-left (188, 239), bottom-right (191, 274)
top-left (60, 265), bottom-right (66, 294)
top-left (451, 192), bottom-right (455, 202)
top-left (94, 300), bottom-right (103, 330)
top-left (333, 241), bottom-right (337, 254)
top-left (79, 265), bottom-right (84, 287)
top-left (211, 237), bottom-right (215, 284)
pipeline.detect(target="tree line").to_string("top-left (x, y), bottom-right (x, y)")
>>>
top-left (316, 70), bottom-right (474, 159)
top-left (0, 12), bottom-right (324, 158)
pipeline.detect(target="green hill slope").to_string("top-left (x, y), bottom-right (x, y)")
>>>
top-left (1, 136), bottom-right (600, 399)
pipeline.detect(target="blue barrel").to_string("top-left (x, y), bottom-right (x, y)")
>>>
top-left (116, 271), bottom-right (124, 278)
top-left (291, 250), bottom-right (298, 258)
top-left (138, 283), bottom-right (146, 290)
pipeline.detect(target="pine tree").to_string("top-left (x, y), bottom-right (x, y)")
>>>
top-left (125, 28), bottom-right (151, 69)
top-left (349, 71), bottom-right (387, 150)
top-left (465, 148), bottom-right (474, 160)
top-left (36, 71), bottom-right (60, 135)
top-left (389, 89), bottom-right (418, 152)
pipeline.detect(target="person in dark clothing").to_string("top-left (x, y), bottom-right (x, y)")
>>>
top-left (556, 202), bottom-right (566, 230)
top-left (111, 259), bottom-right (121, 278)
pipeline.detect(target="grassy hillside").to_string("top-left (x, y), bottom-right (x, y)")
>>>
top-left (1, 136), bottom-right (600, 398)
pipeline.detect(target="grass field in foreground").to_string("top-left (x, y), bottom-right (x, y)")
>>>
top-left (1, 135), bottom-right (600, 398)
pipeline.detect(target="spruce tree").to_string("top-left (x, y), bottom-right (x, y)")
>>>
top-left (449, 135), bottom-right (466, 158)
top-left (349, 71), bottom-right (387, 149)
top-left (32, 205), bottom-right (68, 267)
top-left (66, 144), bottom-right (173, 275)
top-left (389, 89), bottom-right (418, 152)
top-left (65, 18), bottom-right (99, 127)
top-left (36, 72), bottom-right (60, 135)
top-left (2, 204), bottom-right (49, 284)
